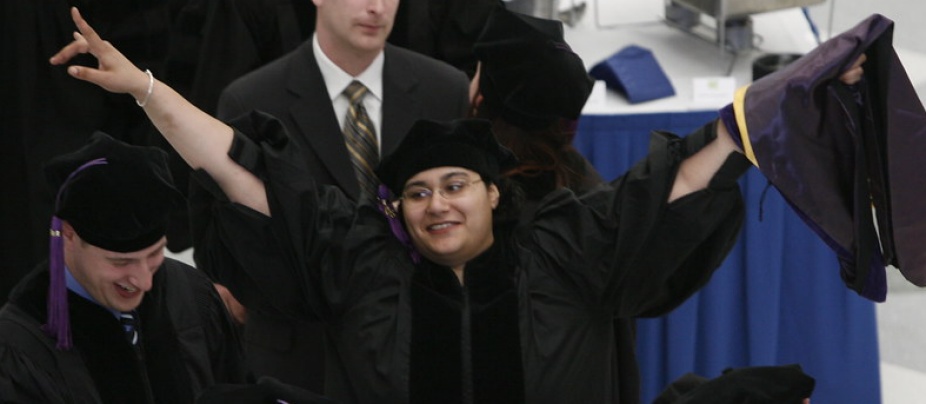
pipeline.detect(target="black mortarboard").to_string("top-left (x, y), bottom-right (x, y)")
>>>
top-left (730, 14), bottom-right (926, 302)
top-left (375, 119), bottom-right (518, 195)
top-left (655, 364), bottom-right (815, 404)
top-left (473, 7), bottom-right (594, 130)
top-left (42, 132), bottom-right (183, 349)
top-left (45, 132), bottom-right (183, 252)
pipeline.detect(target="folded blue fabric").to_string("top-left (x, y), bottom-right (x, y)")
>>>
top-left (589, 45), bottom-right (675, 103)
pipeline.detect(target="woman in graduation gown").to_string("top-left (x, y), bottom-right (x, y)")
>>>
top-left (465, 8), bottom-right (633, 402)
top-left (48, 7), bottom-right (863, 403)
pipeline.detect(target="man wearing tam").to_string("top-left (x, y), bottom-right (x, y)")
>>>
top-left (52, 6), bottom-right (872, 404)
top-left (0, 133), bottom-right (248, 403)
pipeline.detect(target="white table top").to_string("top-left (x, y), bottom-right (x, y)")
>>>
top-left (565, 4), bottom-right (821, 115)
top-left (566, 1), bottom-right (926, 114)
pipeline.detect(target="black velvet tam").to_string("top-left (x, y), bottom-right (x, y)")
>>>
top-left (654, 364), bottom-right (815, 404)
top-left (375, 119), bottom-right (518, 195)
top-left (473, 7), bottom-right (594, 129)
top-left (44, 132), bottom-right (183, 252)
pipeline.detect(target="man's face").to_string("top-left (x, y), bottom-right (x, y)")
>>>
top-left (400, 167), bottom-right (498, 268)
top-left (63, 223), bottom-right (165, 313)
top-left (315, 0), bottom-right (398, 57)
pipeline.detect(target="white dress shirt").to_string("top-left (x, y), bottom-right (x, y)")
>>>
top-left (313, 34), bottom-right (385, 156)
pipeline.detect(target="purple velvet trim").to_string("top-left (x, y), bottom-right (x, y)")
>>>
top-left (44, 157), bottom-right (108, 350)
top-left (719, 103), bottom-right (744, 150)
top-left (376, 184), bottom-right (421, 264)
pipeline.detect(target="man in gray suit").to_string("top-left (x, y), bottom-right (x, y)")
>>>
top-left (189, 0), bottom-right (470, 393)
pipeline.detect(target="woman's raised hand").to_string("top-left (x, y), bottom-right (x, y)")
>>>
top-left (49, 7), bottom-right (151, 103)
top-left (839, 54), bottom-right (867, 85)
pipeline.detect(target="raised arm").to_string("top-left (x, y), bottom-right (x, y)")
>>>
top-left (49, 7), bottom-right (270, 215)
top-left (668, 54), bottom-right (867, 202)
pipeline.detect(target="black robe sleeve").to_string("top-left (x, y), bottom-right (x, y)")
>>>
top-left (176, 261), bottom-right (252, 385)
top-left (0, 301), bottom-right (101, 404)
top-left (520, 121), bottom-right (750, 318)
top-left (192, 111), bottom-right (397, 323)
top-left (0, 334), bottom-right (72, 403)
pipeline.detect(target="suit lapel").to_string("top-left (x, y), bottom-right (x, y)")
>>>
top-left (381, 45), bottom-right (423, 157)
top-left (287, 41), bottom-right (362, 199)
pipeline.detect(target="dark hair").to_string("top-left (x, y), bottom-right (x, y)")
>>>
top-left (490, 176), bottom-right (526, 226)
top-left (474, 107), bottom-right (598, 200)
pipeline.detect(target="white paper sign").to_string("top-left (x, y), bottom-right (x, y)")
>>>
top-left (692, 77), bottom-right (737, 107)
top-left (594, 0), bottom-right (664, 26)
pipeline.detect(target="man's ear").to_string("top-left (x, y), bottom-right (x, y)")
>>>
top-left (60, 221), bottom-right (78, 243)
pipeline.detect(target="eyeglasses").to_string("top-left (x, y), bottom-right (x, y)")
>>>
top-left (401, 178), bottom-right (484, 206)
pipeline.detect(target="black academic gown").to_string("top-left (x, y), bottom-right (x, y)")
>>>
top-left (196, 113), bottom-right (747, 403)
top-left (0, 259), bottom-right (248, 403)
top-left (508, 148), bottom-right (649, 403)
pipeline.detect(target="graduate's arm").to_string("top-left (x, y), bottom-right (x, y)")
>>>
top-left (49, 7), bottom-right (269, 216)
top-left (668, 121), bottom-right (741, 202)
top-left (667, 54), bottom-right (867, 203)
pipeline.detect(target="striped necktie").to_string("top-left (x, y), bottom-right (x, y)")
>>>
top-left (119, 311), bottom-right (139, 345)
top-left (342, 80), bottom-right (380, 198)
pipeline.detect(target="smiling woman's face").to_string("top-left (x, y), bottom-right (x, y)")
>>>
top-left (400, 166), bottom-right (498, 268)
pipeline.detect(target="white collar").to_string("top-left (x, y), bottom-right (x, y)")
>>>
top-left (313, 34), bottom-right (385, 102)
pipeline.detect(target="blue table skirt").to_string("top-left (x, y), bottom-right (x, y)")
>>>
top-left (575, 112), bottom-right (881, 403)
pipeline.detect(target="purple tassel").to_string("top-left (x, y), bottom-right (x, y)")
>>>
top-left (43, 216), bottom-right (72, 350)
top-left (43, 158), bottom-right (108, 350)
top-left (376, 184), bottom-right (421, 264)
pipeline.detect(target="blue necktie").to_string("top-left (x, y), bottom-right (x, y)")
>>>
top-left (119, 311), bottom-right (139, 345)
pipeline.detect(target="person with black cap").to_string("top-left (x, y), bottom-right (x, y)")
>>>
top-left (465, 8), bottom-right (679, 403)
top-left (0, 133), bottom-right (249, 403)
top-left (48, 7), bottom-right (868, 403)
top-left (469, 6), bottom-right (603, 206)
top-left (469, 8), bottom-right (659, 402)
